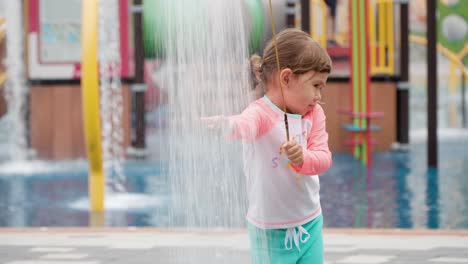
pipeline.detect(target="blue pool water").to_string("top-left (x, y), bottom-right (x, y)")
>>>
top-left (0, 136), bottom-right (466, 229)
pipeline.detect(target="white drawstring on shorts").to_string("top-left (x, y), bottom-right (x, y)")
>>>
top-left (284, 225), bottom-right (310, 251)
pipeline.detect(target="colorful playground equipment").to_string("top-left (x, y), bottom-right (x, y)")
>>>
top-left (297, 0), bottom-right (464, 167)
top-left (341, 0), bottom-right (384, 167)
top-left (305, 0), bottom-right (465, 167)
top-left (306, 0), bottom-right (397, 75)
top-left (300, 0), bottom-right (402, 166)
top-left (0, 0), bottom-right (468, 167)
top-left (307, 0), bottom-right (396, 74)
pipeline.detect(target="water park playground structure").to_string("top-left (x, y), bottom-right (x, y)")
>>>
top-left (0, 2), bottom-right (468, 264)
top-left (1, 0), bottom-right (406, 161)
top-left (0, 0), bottom-right (466, 226)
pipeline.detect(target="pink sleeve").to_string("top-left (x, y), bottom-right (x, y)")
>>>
top-left (228, 102), bottom-right (274, 141)
top-left (291, 105), bottom-right (332, 175)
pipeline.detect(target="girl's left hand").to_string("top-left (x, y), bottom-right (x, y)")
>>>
top-left (283, 140), bottom-right (304, 167)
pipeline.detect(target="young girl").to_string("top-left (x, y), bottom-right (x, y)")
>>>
top-left (204, 28), bottom-right (332, 263)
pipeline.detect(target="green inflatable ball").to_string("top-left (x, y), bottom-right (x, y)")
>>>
top-left (143, 0), bottom-right (264, 58)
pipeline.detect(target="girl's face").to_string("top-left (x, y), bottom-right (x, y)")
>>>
top-left (284, 70), bottom-right (328, 115)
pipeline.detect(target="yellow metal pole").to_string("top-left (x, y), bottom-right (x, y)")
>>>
top-left (310, 0), bottom-right (314, 39)
top-left (448, 61), bottom-right (457, 94)
top-left (0, 17), bottom-right (5, 42)
top-left (456, 44), bottom-right (468, 77)
top-left (386, 0), bottom-right (394, 74)
top-left (321, 0), bottom-right (327, 47)
top-left (448, 62), bottom-right (458, 126)
top-left (295, 2), bottom-right (301, 28)
top-left (0, 17), bottom-right (5, 88)
top-left (378, 0), bottom-right (385, 71)
top-left (310, 0), bottom-right (326, 47)
top-left (369, 1), bottom-right (376, 75)
top-left (81, 0), bottom-right (105, 212)
top-left (457, 44), bottom-right (468, 60)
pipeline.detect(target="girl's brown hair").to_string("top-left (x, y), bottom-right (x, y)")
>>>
top-left (250, 28), bottom-right (332, 89)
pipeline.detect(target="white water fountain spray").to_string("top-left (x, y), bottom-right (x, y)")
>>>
top-left (150, 0), bottom-right (253, 227)
top-left (3, 0), bottom-right (28, 161)
top-left (99, 0), bottom-right (126, 192)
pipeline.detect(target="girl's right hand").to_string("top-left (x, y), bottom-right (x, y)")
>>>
top-left (282, 140), bottom-right (304, 167)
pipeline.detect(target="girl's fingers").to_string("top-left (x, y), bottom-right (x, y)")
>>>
top-left (283, 140), bottom-right (299, 151)
top-left (289, 150), bottom-right (302, 161)
top-left (283, 141), bottom-right (303, 165)
top-left (285, 142), bottom-right (301, 155)
top-left (292, 144), bottom-right (302, 153)
top-left (287, 147), bottom-right (301, 158)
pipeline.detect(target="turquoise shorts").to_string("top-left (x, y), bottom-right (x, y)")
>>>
top-left (248, 215), bottom-right (323, 264)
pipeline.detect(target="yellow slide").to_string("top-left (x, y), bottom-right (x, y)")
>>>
top-left (81, 0), bottom-right (105, 212)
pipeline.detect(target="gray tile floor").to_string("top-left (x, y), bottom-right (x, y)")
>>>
top-left (0, 229), bottom-right (467, 264)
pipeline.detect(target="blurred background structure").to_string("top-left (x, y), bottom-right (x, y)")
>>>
top-left (0, 0), bottom-right (466, 231)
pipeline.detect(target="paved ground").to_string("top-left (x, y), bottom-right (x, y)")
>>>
top-left (0, 228), bottom-right (467, 264)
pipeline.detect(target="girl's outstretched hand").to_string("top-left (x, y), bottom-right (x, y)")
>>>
top-left (283, 140), bottom-right (304, 167)
top-left (200, 115), bottom-right (233, 135)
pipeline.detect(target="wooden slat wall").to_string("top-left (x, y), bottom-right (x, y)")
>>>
top-left (30, 85), bottom-right (131, 159)
top-left (30, 86), bottom-right (54, 158)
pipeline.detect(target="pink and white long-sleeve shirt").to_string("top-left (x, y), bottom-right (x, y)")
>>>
top-left (229, 96), bottom-right (332, 229)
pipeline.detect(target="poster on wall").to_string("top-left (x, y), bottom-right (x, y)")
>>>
top-left (27, 0), bottom-right (132, 80)
top-left (39, 0), bottom-right (81, 64)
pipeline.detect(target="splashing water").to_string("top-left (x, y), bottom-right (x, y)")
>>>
top-left (149, 1), bottom-right (253, 228)
top-left (3, 1), bottom-right (28, 161)
top-left (99, 0), bottom-right (126, 192)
